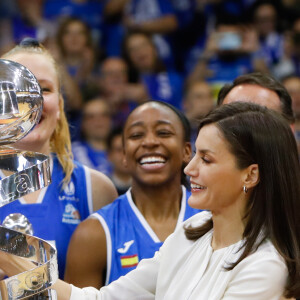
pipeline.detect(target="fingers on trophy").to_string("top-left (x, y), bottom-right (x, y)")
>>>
top-left (0, 59), bottom-right (58, 299)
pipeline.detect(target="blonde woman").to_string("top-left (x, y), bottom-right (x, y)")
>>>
top-left (0, 38), bottom-right (118, 278)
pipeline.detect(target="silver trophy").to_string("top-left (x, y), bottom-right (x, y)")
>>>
top-left (0, 59), bottom-right (58, 299)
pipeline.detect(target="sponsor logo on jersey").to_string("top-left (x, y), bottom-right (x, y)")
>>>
top-left (62, 203), bottom-right (81, 224)
top-left (59, 181), bottom-right (79, 202)
top-left (64, 181), bottom-right (75, 195)
top-left (120, 254), bottom-right (139, 268)
top-left (117, 240), bottom-right (134, 254)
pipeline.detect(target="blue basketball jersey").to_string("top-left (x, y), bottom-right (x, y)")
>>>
top-left (92, 186), bottom-right (201, 285)
top-left (0, 155), bottom-right (93, 279)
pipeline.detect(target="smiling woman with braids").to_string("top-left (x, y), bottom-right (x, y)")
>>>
top-left (0, 102), bottom-right (299, 299)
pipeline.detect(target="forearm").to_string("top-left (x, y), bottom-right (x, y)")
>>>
top-left (136, 15), bottom-right (178, 34)
top-left (104, 0), bottom-right (129, 16)
top-left (52, 279), bottom-right (72, 300)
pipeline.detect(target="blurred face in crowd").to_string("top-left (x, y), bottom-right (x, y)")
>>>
top-left (82, 99), bottom-right (112, 142)
top-left (61, 20), bottom-right (89, 55)
top-left (283, 76), bottom-right (300, 118)
top-left (123, 102), bottom-right (191, 187)
top-left (184, 81), bottom-right (215, 125)
top-left (100, 58), bottom-right (128, 94)
top-left (108, 134), bottom-right (129, 176)
top-left (6, 52), bottom-right (60, 154)
top-left (253, 4), bottom-right (277, 37)
top-left (125, 33), bottom-right (157, 72)
top-left (222, 84), bottom-right (281, 113)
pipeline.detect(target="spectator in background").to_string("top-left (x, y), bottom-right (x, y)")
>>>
top-left (183, 0), bottom-right (258, 73)
top-left (55, 17), bottom-right (100, 97)
top-left (282, 74), bottom-right (300, 154)
top-left (43, 0), bottom-right (105, 46)
top-left (123, 31), bottom-right (184, 109)
top-left (97, 57), bottom-right (148, 128)
top-left (217, 72), bottom-right (295, 125)
top-left (273, 17), bottom-right (300, 78)
top-left (251, 1), bottom-right (284, 73)
top-left (187, 14), bottom-right (261, 97)
top-left (54, 17), bottom-right (101, 140)
top-left (107, 127), bottom-right (132, 195)
top-left (183, 80), bottom-right (215, 148)
top-left (104, 0), bottom-right (178, 69)
top-left (169, 0), bottom-right (207, 73)
top-left (290, 17), bottom-right (300, 76)
top-left (72, 98), bottom-right (113, 176)
top-left (8, 0), bottom-right (55, 47)
top-left (282, 74), bottom-right (300, 118)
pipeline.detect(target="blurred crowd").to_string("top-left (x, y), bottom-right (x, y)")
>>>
top-left (1, 0), bottom-right (300, 191)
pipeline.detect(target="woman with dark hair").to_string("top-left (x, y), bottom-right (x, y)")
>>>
top-left (1, 102), bottom-right (299, 299)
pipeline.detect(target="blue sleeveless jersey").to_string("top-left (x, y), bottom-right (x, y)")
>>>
top-left (92, 186), bottom-right (201, 285)
top-left (0, 155), bottom-right (93, 279)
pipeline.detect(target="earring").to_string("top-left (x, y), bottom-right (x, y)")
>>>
top-left (243, 186), bottom-right (248, 194)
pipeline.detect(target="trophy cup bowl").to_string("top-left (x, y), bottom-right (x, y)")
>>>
top-left (0, 59), bottom-right (43, 145)
top-left (0, 59), bottom-right (57, 299)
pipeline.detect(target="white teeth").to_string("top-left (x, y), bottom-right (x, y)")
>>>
top-left (140, 156), bottom-right (166, 164)
top-left (191, 183), bottom-right (206, 189)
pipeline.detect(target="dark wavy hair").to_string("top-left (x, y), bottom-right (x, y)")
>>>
top-left (217, 72), bottom-right (295, 124)
top-left (185, 102), bottom-right (300, 298)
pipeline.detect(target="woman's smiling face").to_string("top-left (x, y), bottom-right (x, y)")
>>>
top-left (123, 102), bottom-right (191, 187)
top-left (184, 124), bottom-right (248, 214)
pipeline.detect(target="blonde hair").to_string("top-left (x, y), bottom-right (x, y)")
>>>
top-left (2, 40), bottom-right (74, 186)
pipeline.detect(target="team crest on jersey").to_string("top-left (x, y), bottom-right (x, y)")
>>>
top-left (62, 203), bottom-right (81, 224)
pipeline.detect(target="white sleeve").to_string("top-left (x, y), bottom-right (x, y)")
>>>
top-left (70, 251), bottom-right (161, 300)
top-left (222, 250), bottom-right (288, 300)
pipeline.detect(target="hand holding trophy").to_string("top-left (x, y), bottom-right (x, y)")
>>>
top-left (0, 59), bottom-right (58, 299)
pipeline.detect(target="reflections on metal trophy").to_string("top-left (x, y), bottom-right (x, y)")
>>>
top-left (0, 59), bottom-right (58, 299)
top-left (2, 213), bottom-right (33, 235)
